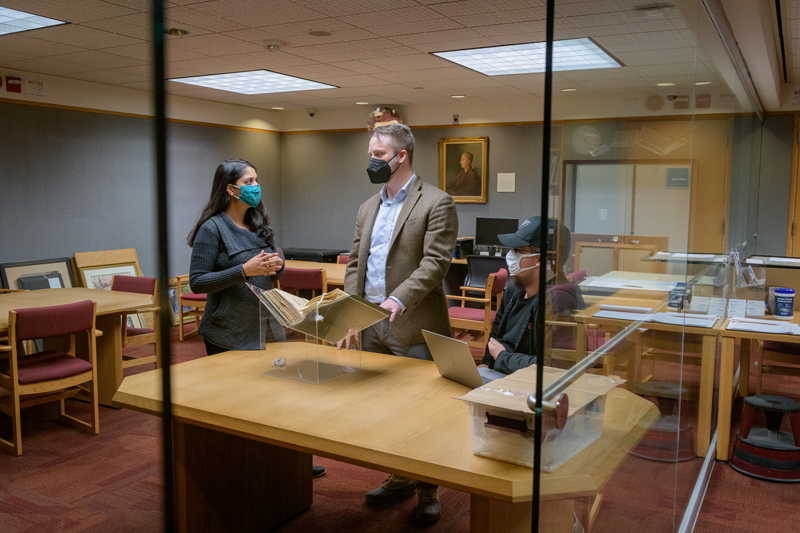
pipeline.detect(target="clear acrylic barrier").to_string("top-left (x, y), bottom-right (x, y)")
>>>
top-left (253, 283), bottom-right (389, 384)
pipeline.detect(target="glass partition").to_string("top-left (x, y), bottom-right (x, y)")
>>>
top-left (538, 0), bottom-right (764, 531)
top-left (151, 0), bottom-right (764, 532)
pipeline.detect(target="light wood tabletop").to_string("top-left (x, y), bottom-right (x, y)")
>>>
top-left (1, 288), bottom-right (153, 405)
top-left (114, 344), bottom-right (657, 532)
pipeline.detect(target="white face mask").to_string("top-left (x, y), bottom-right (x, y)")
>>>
top-left (506, 250), bottom-right (539, 277)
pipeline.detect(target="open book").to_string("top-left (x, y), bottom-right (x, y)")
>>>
top-left (248, 285), bottom-right (390, 344)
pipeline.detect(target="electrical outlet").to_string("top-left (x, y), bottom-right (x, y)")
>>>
top-left (453, 114), bottom-right (459, 124)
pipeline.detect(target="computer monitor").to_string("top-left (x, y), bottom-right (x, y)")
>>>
top-left (474, 217), bottom-right (519, 247)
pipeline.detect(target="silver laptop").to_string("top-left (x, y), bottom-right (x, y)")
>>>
top-left (422, 329), bottom-right (489, 388)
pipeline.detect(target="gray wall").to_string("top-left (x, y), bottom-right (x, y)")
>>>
top-left (279, 124), bottom-right (544, 252)
top-left (0, 102), bottom-right (281, 279)
top-left (1, 100), bottom-right (793, 286)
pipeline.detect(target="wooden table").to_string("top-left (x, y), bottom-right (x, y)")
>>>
top-left (284, 260), bottom-right (346, 288)
top-left (573, 292), bottom-right (721, 457)
top-left (113, 344), bottom-right (657, 532)
top-left (0, 288), bottom-right (153, 405)
top-left (716, 315), bottom-right (800, 460)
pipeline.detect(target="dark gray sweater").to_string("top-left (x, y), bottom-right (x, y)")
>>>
top-left (189, 212), bottom-right (285, 350)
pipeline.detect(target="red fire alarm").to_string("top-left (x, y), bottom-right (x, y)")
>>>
top-left (6, 76), bottom-right (22, 93)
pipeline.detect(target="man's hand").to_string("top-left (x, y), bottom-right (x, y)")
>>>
top-left (380, 298), bottom-right (402, 322)
top-left (336, 328), bottom-right (358, 350)
top-left (487, 338), bottom-right (504, 360)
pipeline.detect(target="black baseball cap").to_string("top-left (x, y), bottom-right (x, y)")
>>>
top-left (498, 216), bottom-right (542, 248)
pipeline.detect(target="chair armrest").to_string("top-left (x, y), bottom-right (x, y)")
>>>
top-left (446, 295), bottom-right (491, 304)
top-left (0, 344), bottom-right (11, 352)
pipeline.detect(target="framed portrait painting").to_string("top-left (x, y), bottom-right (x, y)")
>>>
top-left (439, 137), bottom-right (488, 203)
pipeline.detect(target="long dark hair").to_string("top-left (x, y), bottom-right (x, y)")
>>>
top-left (187, 159), bottom-right (274, 246)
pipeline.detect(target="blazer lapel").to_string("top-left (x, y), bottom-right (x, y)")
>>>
top-left (360, 194), bottom-right (381, 259)
top-left (389, 175), bottom-right (421, 251)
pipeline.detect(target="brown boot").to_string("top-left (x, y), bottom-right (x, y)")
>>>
top-left (365, 474), bottom-right (415, 505)
top-left (415, 485), bottom-right (441, 523)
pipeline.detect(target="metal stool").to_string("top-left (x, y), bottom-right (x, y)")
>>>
top-left (730, 395), bottom-right (800, 482)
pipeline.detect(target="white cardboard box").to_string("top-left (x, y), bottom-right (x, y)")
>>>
top-left (457, 366), bottom-right (624, 471)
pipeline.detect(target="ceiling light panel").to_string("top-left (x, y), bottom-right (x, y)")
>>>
top-left (433, 38), bottom-right (621, 76)
top-left (0, 7), bottom-right (66, 36)
top-left (170, 70), bottom-right (337, 95)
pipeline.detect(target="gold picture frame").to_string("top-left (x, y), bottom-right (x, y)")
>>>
top-left (439, 136), bottom-right (489, 203)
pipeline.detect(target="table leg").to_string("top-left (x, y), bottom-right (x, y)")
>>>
top-left (173, 421), bottom-right (312, 532)
top-left (739, 338), bottom-right (752, 397)
top-left (696, 335), bottom-right (716, 457)
top-left (716, 337), bottom-right (736, 461)
top-left (95, 313), bottom-right (124, 406)
top-left (470, 495), bottom-right (572, 533)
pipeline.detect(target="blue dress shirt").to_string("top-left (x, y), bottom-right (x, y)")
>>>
top-left (363, 174), bottom-right (416, 311)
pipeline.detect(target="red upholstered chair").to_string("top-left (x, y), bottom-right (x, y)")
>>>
top-left (447, 268), bottom-right (508, 355)
top-left (278, 267), bottom-right (328, 298)
top-left (337, 254), bottom-right (349, 265)
top-left (567, 270), bottom-right (587, 284)
top-left (111, 275), bottom-right (161, 370)
top-left (175, 275), bottom-right (206, 341)
top-left (0, 299), bottom-right (99, 455)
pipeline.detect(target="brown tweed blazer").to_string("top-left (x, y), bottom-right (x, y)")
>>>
top-left (344, 175), bottom-right (458, 346)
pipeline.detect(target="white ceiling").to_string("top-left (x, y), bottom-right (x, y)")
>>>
top-left (0, 0), bottom-right (786, 112)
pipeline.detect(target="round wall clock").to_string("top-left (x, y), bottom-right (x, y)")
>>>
top-left (645, 95), bottom-right (664, 111)
top-left (571, 125), bottom-right (601, 155)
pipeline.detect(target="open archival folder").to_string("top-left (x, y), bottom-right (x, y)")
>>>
top-left (248, 284), bottom-right (391, 344)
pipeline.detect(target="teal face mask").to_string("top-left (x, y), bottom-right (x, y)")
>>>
top-left (232, 184), bottom-right (261, 208)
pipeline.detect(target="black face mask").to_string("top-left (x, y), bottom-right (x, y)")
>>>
top-left (366, 153), bottom-right (398, 184)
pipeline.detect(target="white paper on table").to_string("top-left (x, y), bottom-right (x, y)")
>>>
top-left (727, 299), bottom-right (747, 318)
top-left (651, 313), bottom-right (718, 328)
top-left (708, 298), bottom-right (727, 316)
top-left (769, 257), bottom-right (800, 264)
top-left (746, 300), bottom-right (766, 318)
top-left (727, 319), bottom-right (800, 335)
top-left (599, 304), bottom-right (654, 313)
top-left (689, 296), bottom-right (709, 313)
top-left (592, 310), bottom-right (653, 321)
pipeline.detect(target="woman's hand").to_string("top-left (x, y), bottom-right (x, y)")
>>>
top-left (243, 251), bottom-right (283, 277)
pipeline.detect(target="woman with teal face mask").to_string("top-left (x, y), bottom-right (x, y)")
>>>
top-left (187, 159), bottom-right (287, 355)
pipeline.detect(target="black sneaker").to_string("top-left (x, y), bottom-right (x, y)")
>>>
top-left (313, 465), bottom-right (326, 478)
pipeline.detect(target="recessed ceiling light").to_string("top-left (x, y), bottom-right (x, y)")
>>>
top-left (170, 70), bottom-right (337, 95)
top-left (433, 38), bottom-right (621, 76)
top-left (356, 101), bottom-right (370, 105)
top-left (450, 95), bottom-right (466, 99)
top-left (656, 82), bottom-right (675, 86)
top-left (695, 81), bottom-right (712, 85)
top-left (165, 28), bottom-right (191, 36)
top-left (309, 30), bottom-right (331, 37)
top-left (561, 88), bottom-right (578, 92)
top-left (271, 107), bottom-right (284, 110)
top-left (0, 7), bottom-right (66, 36)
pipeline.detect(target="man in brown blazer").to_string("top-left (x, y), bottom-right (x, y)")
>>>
top-left (342, 122), bottom-right (457, 523)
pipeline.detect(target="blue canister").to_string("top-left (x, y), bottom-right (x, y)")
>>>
top-left (774, 287), bottom-right (795, 320)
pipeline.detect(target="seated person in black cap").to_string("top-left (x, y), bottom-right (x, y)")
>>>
top-left (478, 216), bottom-right (584, 382)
